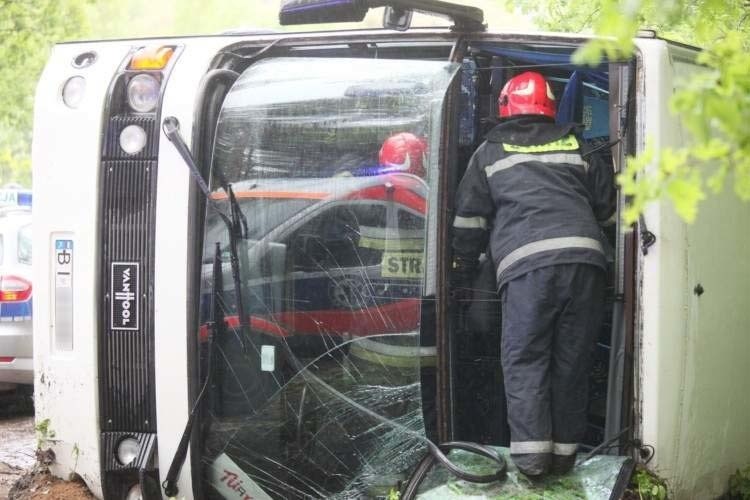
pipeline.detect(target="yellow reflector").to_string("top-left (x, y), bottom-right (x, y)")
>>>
top-left (129, 46), bottom-right (174, 70)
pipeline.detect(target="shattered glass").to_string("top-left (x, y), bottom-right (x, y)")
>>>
top-left (197, 58), bottom-right (459, 499)
top-left (416, 448), bottom-right (631, 499)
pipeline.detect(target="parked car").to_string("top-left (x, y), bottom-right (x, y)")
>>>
top-left (0, 206), bottom-right (33, 390)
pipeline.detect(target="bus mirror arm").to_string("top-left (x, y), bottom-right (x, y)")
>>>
top-left (162, 114), bottom-right (252, 353)
top-left (163, 116), bottom-right (212, 198)
top-left (163, 116), bottom-right (249, 240)
top-left (163, 115), bottom-right (254, 342)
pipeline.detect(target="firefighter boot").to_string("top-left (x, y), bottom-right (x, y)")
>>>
top-left (550, 453), bottom-right (576, 475)
top-left (512, 451), bottom-right (551, 478)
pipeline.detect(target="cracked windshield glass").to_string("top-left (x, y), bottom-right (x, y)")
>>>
top-left (197, 57), bottom-right (459, 499)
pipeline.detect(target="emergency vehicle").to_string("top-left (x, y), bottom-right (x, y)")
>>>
top-left (0, 190), bottom-right (34, 390)
top-left (31, 1), bottom-right (750, 498)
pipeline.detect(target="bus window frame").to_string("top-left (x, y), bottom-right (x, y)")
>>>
top-left (187, 51), bottom-right (463, 499)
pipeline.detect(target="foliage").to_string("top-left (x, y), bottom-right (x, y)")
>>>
top-left (0, 0), bottom-right (90, 187)
top-left (35, 417), bottom-right (57, 449)
top-left (509, 0), bottom-right (750, 223)
top-left (621, 30), bottom-right (750, 223)
top-left (0, 133), bottom-right (32, 187)
top-left (728, 465), bottom-right (750, 499)
top-left (83, 0), bottom-right (282, 39)
top-left (82, 0), bottom-right (528, 39)
top-left (71, 442), bottom-right (80, 473)
top-left (630, 467), bottom-right (668, 500)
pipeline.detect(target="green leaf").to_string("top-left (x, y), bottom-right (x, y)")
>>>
top-left (706, 162), bottom-right (729, 194)
top-left (692, 139), bottom-right (729, 162)
top-left (734, 155), bottom-right (750, 201)
top-left (666, 175), bottom-right (705, 223)
top-left (657, 484), bottom-right (667, 500)
top-left (516, 0), bottom-right (750, 224)
top-left (0, 0), bottom-right (90, 186)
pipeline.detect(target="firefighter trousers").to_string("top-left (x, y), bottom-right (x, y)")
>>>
top-left (500, 263), bottom-right (605, 475)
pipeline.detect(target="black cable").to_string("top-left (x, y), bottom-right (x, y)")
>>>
top-left (218, 38), bottom-right (284, 62)
top-left (429, 441), bottom-right (507, 484)
top-left (400, 441), bottom-right (506, 500)
top-left (582, 438), bottom-right (655, 466)
top-left (401, 452), bottom-right (437, 500)
top-left (582, 137), bottom-right (623, 159)
top-left (640, 444), bottom-right (656, 464)
top-left (278, 342), bottom-right (507, 497)
top-left (576, 426), bottom-right (631, 466)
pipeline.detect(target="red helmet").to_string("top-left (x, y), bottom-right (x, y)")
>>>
top-left (378, 132), bottom-right (427, 177)
top-left (498, 71), bottom-right (556, 119)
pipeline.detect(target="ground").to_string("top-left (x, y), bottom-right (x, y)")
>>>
top-left (0, 392), bottom-right (93, 500)
top-left (6, 468), bottom-right (94, 500)
top-left (0, 415), bottom-right (35, 499)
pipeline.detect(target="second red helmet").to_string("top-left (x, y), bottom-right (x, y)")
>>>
top-left (498, 71), bottom-right (556, 119)
top-left (379, 132), bottom-right (427, 178)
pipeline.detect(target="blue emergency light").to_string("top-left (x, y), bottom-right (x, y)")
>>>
top-left (17, 192), bottom-right (32, 207)
top-left (0, 188), bottom-right (32, 208)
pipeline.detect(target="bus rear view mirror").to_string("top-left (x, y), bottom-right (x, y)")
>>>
top-left (383, 6), bottom-right (413, 31)
top-left (279, 0), bottom-right (368, 25)
top-left (279, 0), bottom-right (485, 31)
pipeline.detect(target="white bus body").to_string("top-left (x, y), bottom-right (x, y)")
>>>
top-left (31, 25), bottom-right (750, 500)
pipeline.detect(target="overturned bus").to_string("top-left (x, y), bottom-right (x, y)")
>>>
top-left (31, 1), bottom-right (750, 498)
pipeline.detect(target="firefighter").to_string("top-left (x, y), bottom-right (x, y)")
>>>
top-left (451, 71), bottom-right (615, 477)
top-left (379, 132), bottom-right (428, 178)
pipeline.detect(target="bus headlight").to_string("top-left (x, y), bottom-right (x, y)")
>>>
top-left (125, 483), bottom-right (143, 500)
top-left (119, 125), bottom-right (147, 155)
top-left (127, 74), bottom-right (160, 113)
top-left (62, 76), bottom-right (86, 108)
top-left (116, 436), bottom-right (140, 466)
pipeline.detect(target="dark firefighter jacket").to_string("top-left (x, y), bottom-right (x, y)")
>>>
top-left (453, 116), bottom-right (616, 288)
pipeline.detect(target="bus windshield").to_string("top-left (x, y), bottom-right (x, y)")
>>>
top-left (197, 57), bottom-right (458, 499)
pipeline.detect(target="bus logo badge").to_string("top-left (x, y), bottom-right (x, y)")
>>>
top-left (111, 262), bottom-right (139, 331)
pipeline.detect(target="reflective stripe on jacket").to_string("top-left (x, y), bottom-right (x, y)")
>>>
top-left (452, 117), bottom-right (615, 288)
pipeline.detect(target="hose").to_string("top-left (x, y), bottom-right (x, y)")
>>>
top-left (400, 441), bottom-right (507, 500)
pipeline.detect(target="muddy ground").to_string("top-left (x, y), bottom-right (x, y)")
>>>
top-left (0, 413), bottom-right (35, 500)
top-left (6, 468), bottom-right (94, 500)
top-left (0, 392), bottom-right (94, 500)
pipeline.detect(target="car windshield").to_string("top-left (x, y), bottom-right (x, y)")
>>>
top-left (197, 57), bottom-right (458, 499)
top-left (17, 223), bottom-right (31, 265)
top-left (201, 197), bottom-right (315, 263)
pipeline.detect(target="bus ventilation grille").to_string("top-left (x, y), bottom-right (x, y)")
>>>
top-left (99, 158), bottom-right (157, 432)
